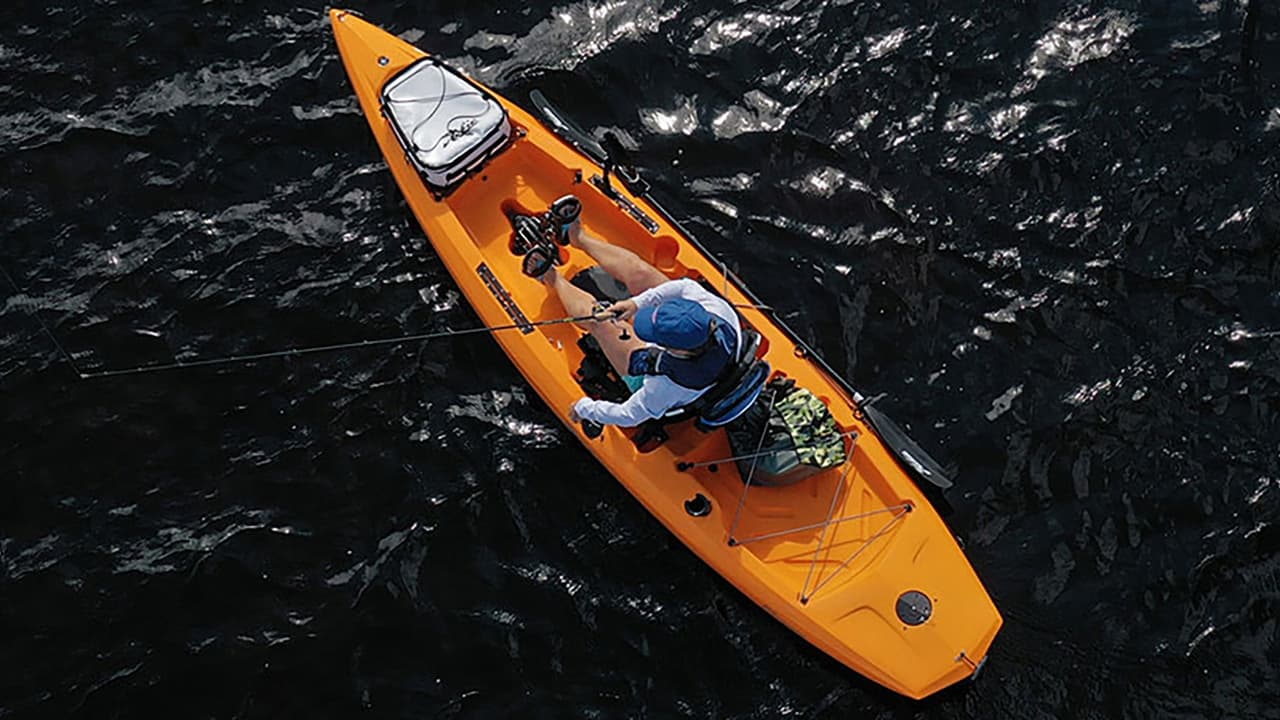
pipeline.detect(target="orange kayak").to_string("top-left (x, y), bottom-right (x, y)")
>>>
top-left (330, 9), bottom-right (1000, 699)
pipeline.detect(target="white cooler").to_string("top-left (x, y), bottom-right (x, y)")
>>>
top-left (380, 58), bottom-right (512, 191)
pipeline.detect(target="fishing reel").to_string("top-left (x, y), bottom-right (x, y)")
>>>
top-left (590, 300), bottom-right (631, 341)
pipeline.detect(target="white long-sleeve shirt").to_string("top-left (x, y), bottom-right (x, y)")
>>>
top-left (572, 279), bottom-right (742, 427)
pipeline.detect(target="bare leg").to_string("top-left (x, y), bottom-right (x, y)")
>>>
top-left (569, 224), bottom-right (668, 295)
top-left (541, 269), bottom-right (648, 376)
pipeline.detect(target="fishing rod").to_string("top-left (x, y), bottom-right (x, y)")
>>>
top-left (7, 255), bottom-right (772, 381)
top-left (75, 310), bottom-right (623, 380)
top-left (79, 301), bottom-right (774, 379)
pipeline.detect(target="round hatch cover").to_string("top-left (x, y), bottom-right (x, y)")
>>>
top-left (896, 590), bottom-right (932, 626)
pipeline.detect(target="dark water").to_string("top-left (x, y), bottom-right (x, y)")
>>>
top-left (3, 1), bottom-right (1278, 717)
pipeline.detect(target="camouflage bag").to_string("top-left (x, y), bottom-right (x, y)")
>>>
top-left (726, 378), bottom-right (848, 486)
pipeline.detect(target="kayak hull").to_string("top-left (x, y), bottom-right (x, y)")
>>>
top-left (329, 9), bottom-right (1001, 699)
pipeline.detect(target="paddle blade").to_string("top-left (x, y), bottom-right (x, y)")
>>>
top-left (862, 403), bottom-right (955, 491)
top-left (529, 89), bottom-right (607, 163)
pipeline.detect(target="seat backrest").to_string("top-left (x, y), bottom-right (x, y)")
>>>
top-left (703, 327), bottom-right (762, 404)
top-left (696, 359), bottom-right (771, 430)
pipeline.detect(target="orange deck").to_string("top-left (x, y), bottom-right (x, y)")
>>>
top-left (331, 9), bottom-right (1000, 699)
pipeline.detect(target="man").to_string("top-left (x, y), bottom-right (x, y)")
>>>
top-left (523, 196), bottom-right (742, 427)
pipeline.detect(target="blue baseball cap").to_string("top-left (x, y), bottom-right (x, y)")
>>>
top-left (633, 299), bottom-right (715, 350)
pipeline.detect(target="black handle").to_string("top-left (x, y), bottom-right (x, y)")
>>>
top-left (601, 131), bottom-right (632, 166)
top-left (581, 419), bottom-right (604, 439)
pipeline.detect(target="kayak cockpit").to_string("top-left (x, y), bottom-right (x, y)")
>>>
top-left (377, 54), bottom-right (853, 492)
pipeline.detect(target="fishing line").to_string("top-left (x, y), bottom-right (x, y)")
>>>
top-left (2, 259), bottom-right (767, 382)
top-left (0, 261), bottom-right (87, 377)
top-left (75, 311), bottom-right (618, 380)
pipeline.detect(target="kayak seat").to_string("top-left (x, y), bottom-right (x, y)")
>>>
top-left (571, 267), bottom-right (632, 403)
top-left (695, 358), bottom-right (771, 430)
top-left (569, 266), bottom-right (630, 303)
top-left (672, 327), bottom-right (765, 426)
top-left (380, 58), bottom-right (513, 192)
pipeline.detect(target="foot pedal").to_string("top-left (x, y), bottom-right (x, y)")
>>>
top-left (549, 195), bottom-right (581, 245)
top-left (521, 246), bottom-right (555, 278)
top-left (510, 214), bottom-right (544, 256)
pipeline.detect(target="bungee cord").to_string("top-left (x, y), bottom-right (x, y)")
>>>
top-left (710, 422), bottom-right (912, 605)
top-left (725, 388), bottom-right (779, 547)
top-left (803, 505), bottom-right (912, 603)
top-left (731, 505), bottom-right (913, 549)
top-left (801, 459), bottom-right (855, 601)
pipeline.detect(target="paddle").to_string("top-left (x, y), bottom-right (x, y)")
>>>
top-left (859, 401), bottom-right (954, 491)
top-left (528, 89), bottom-right (646, 197)
top-left (528, 89), bottom-right (606, 163)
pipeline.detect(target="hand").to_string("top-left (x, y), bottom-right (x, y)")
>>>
top-left (569, 403), bottom-right (583, 423)
top-left (601, 298), bottom-right (638, 321)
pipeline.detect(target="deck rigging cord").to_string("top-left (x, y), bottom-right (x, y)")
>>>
top-left (726, 389), bottom-right (778, 546)
top-left (801, 459), bottom-right (856, 601)
top-left (730, 504), bottom-right (911, 548)
top-left (710, 417), bottom-right (912, 603)
top-left (804, 505), bottom-right (911, 603)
